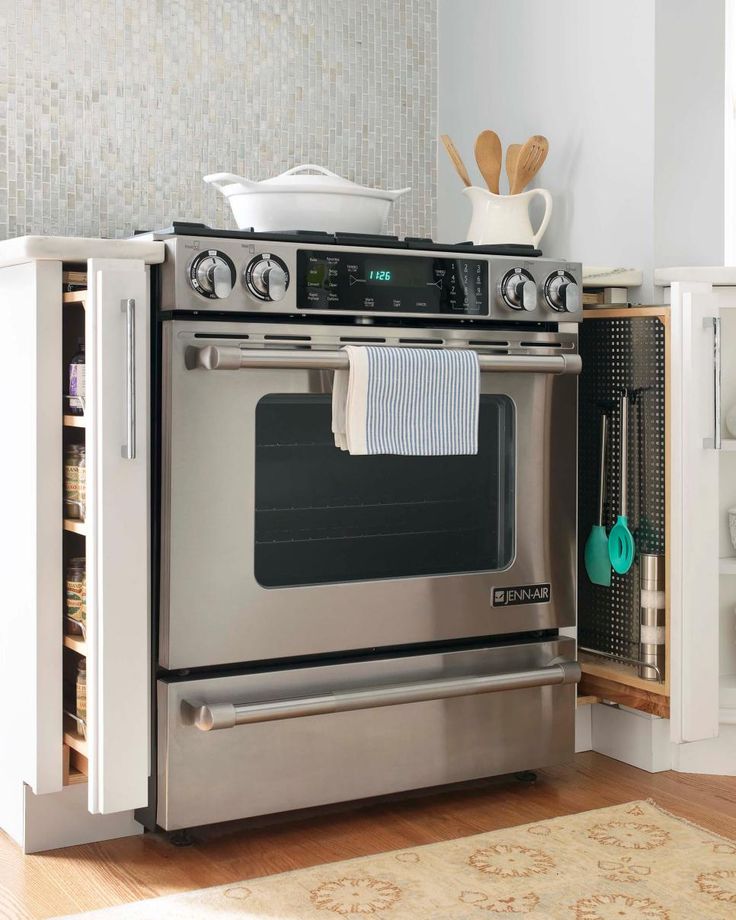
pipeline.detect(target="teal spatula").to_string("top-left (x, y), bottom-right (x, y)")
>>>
top-left (609, 390), bottom-right (635, 574)
top-left (584, 410), bottom-right (611, 586)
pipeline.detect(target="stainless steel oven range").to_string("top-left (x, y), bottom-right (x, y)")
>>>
top-left (145, 223), bottom-right (582, 832)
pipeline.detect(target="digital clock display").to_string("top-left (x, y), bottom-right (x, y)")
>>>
top-left (297, 250), bottom-right (489, 316)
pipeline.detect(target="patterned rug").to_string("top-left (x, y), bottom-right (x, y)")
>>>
top-left (56, 800), bottom-right (736, 919)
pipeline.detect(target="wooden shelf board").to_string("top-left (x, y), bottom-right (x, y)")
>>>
top-left (63, 634), bottom-right (86, 655)
top-left (63, 414), bottom-right (86, 428)
top-left (579, 655), bottom-right (668, 696)
top-left (583, 306), bottom-right (669, 321)
top-left (63, 290), bottom-right (87, 305)
top-left (576, 694), bottom-right (599, 707)
top-left (63, 728), bottom-right (88, 758)
top-left (578, 670), bottom-right (670, 719)
top-left (63, 518), bottom-right (87, 536)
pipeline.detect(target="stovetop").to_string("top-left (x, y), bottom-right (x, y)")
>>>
top-left (139, 221), bottom-right (543, 257)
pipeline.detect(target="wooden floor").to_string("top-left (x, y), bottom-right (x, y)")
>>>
top-left (2, 752), bottom-right (736, 919)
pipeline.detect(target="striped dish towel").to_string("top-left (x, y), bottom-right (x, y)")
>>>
top-left (332, 346), bottom-right (480, 455)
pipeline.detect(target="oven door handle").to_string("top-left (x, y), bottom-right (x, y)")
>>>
top-left (181, 659), bottom-right (581, 731)
top-left (185, 345), bottom-right (582, 375)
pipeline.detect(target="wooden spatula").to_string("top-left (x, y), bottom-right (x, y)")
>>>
top-left (505, 144), bottom-right (521, 193)
top-left (440, 134), bottom-right (472, 187)
top-left (510, 135), bottom-right (549, 194)
top-left (474, 130), bottom-right (503, 194)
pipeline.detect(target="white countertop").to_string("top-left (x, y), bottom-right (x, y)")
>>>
top-left (0, 235), bottom-right (165, 269)
top-left (582, 266), bottom-right (643, 288)
top-left (655, 266), bottom-right (736, 285)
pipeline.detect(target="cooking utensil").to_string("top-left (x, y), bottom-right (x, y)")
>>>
top-left (474, 130), bottom-right (503, 194)
top-left (204, 165), bottom-right (410, 234)
top-left (505, 143), bottom-right (521, 193)
top-left (609, 390), bottom-right (635, 574)
top-left (510, 135), bottom-right (549, 194)
top-left (584, 410), bottom-right (611, 586)
top-left (440, 134), bottom-right (472, 188)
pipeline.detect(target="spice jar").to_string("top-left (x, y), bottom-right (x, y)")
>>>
top-left (76, 659), bottom-right (87, 734)
top-left (67, 339), bottom-right (85, 416)
top-left (65, 557), bottom-right (86, 635)
top-left (64, 443), bottom-right (86, 521)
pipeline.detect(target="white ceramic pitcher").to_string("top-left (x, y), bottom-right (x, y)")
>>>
top-left (463, 186), bottom-right (553, 248)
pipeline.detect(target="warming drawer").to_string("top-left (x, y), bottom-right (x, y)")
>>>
top-left (157, 637), bottom-right (578, 830)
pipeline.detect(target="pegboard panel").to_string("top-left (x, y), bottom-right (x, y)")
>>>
top-left (578, 317), bottom-right (666, 660)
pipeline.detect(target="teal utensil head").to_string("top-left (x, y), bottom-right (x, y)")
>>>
top-left (584, 524), bottom-right (611, 586)
top-left (609, 515), bottom-right (635, 574)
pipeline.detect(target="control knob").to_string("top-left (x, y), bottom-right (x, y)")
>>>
top-left (544, 271), bottom-right (580, 313)
top-left (188, 250), bottom-right (235, 299)
top-left (500, 268), bottom-right (537, 311)
top-left (244, 254), bottom-right (290, 302)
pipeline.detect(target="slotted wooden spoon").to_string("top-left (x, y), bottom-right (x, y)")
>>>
top-left (440, 134), bottom-right (472, 187)
top-left (505, 144), bottom-right (521, 193)
top-left (510, 135), bottom-right (549, 194)
top-left (474, 130), bottom-right (503, 194)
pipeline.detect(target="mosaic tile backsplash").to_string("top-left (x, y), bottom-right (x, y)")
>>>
top-left (0, 0), bottom-right (437, 240)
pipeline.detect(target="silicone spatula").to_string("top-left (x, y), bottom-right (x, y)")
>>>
top-left (609, 390), bottom-right (635, 575)
top-left (584, 411), bottom-right (611, 586)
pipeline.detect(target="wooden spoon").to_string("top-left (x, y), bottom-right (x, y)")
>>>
top-left (474, 130), bottom-right (503, 194)
top-left (440, 134), bottom-right (472, 188)
top-left (505, 144), bottom-right (521, 193)
top-left (510, 135), bottom-right (549, 194)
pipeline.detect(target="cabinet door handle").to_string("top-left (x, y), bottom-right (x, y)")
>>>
top-left (181, 660), bottom-right (582, 731)
top-left (704, 316), bottom-right (721, 450)
top-left (121, 298), bottom-right (136, 460)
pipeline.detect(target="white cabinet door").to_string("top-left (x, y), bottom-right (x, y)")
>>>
top-left (86, 259), bottom-right (150, 814)
top-left (671, 284), bottom-right (720, 742)
top-left (1, 261), bottom-right (64, 799)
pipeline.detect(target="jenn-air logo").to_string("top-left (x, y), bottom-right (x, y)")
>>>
top-left (492, 583), bottom-right (551, 607)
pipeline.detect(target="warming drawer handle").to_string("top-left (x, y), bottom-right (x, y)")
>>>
top-left (185, 345), bottom-right (582, 376)
top-left (121, 298), bottom-right (136, 460)
top-left (182, 660), bottom-right (581, 732)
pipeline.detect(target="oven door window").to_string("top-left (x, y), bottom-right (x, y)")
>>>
top-left (254, 394), bottom-right (515, 587)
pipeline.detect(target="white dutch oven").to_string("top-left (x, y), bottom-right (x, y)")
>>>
top-left (204, 164), bottom-right (410, 234)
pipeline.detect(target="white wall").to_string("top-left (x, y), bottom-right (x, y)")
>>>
top-left (655, 0), bottom-right (725, 269)
top-left (438, 0), bottom-right (726, 298)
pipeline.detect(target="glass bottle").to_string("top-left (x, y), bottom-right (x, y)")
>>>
top-left (76, 659), bottom-right (87, 732)
top-left (64, 443), bottom-right (86, 521)
top-left (68, 339), bottom-right (85, 416)
top-left (65, 557), bottom-right (86, 635)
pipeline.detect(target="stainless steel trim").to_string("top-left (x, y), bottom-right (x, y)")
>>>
top-left (185, 344), bottom-right (583, 375)
top-left (121, 298), bottom-right (136, 460)
top-left (712, 316), bottom-right (722, 450)
top-left (579, 645), bottom-right (663, 682)
top-left (182, 660), bottom-right (581, 731)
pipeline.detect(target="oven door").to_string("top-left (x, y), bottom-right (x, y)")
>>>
top-left (159, 321), bottom-right (578, 670)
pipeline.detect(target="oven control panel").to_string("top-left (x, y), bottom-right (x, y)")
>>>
top-left (162, 236), bottom-right (582, 323)
top-left (297, 250), bottom-right (488, 316)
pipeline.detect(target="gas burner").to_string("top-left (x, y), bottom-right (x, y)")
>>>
top-left (141, 222), bottom-right (543, 257)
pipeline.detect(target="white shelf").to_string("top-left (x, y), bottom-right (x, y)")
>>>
top-left (720, 674), bottom-right (736, 708)
top-left (703, 438), bottom-right (736, 450)
top-left (720, 557), bottom-right (736, 574)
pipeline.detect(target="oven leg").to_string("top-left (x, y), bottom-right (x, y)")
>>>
top-left (514, 770), bottom-right (538, 784)
top-left (169, 829), bottom-right (195, 847)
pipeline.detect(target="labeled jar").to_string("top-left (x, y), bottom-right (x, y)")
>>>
top-left (68, 339), bottom-right (85, 416)
top-left (76, 659), bottom-right (87, 732)
top-left (64, 443), bottom-right (86, 521)
top-left (65, 557), bottom-right (86, 635)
